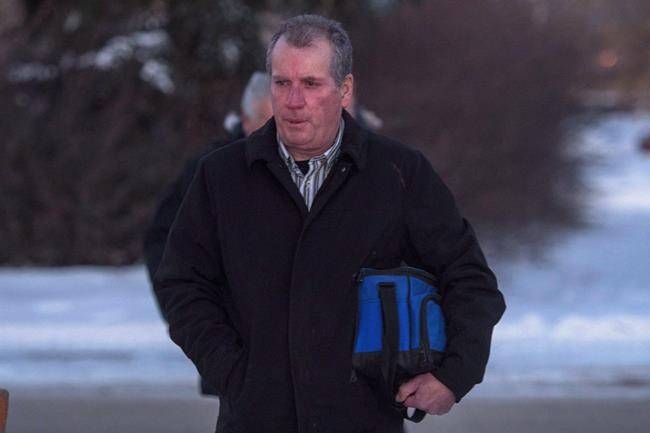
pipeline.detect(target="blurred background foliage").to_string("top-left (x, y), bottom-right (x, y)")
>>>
top-left (0, 0), bottom-right (648, 265)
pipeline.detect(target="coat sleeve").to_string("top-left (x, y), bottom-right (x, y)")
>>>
top-left (153, 158), bottom-right (245, 397)
top-left (403, 151), bottom-right (506, 402)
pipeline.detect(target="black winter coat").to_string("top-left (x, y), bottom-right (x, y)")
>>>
top-left (154, 111), bottom-right (505, 433)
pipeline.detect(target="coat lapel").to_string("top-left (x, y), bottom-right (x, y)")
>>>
top-left (266, 160), bottom-right (309, 219)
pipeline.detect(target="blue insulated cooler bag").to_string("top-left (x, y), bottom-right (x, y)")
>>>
top-left (352, 266), bottom-right (446, 422)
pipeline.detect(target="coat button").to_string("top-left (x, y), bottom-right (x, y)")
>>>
top-left (341, 166), bottom-right (347, 173)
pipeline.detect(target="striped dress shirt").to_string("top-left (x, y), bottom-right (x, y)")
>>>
top-left (277, 120), bottom-right (345, 210)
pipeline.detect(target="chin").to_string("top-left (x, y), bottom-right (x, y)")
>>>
top-left (281, 131), bottom-right (310, 147)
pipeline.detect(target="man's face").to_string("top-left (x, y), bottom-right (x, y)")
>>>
top-left (270, 36), bottom-right (353, 160)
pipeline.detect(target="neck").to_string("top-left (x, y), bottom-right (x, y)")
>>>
top-left (288, 144), bottom-right (333, 161)
top-left (282, 122), bottom-right (341, 161)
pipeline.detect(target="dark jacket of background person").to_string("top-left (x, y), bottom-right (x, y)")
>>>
top-left (144, 140), bottom-right (230, 284)
top-left (154, 111), bottom-right (505, 433)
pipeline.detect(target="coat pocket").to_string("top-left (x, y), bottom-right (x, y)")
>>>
top-left (224, 351), bottom-right (248, 406)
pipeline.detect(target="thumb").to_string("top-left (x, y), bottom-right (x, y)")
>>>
top-left (395, 376), bottom-right (421, 402)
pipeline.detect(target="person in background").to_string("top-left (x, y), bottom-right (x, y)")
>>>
top-left (143, 71), bottom-right (272, 396)
top-left (154, 14), bottom-right (504, 433)
top-left (222, 71), bottom-right (275, 141)
top-left (346, 88), bottom-right (383, 132)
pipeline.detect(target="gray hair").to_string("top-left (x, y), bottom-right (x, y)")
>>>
top-left (241, 71), bottom-right (271, 118)
top-left (265, 14), bottom-right (353, 86)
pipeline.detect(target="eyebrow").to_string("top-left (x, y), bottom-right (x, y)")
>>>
top-left (272, 75), bottom-right (325, 82)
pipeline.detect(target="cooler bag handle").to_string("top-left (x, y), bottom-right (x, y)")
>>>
top-left (377, 282), bottom-right (399, 396)
top-left (419, 293), bottom-right (442, 358)
top-left (379, 282), bottom-right (428, 424)
top-left (402, 407), bottom-right (427, 423)
top-left (396, 287), bottom-right (442, 423)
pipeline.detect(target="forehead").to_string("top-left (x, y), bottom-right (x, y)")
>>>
top-left (270, 36), bottom-right (333, 78)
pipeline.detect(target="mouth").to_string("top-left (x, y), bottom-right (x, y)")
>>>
top-left (285, 118), bottom-right (306, 126)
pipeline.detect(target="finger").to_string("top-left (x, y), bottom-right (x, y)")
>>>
top-left (395, 378), bottom-right (420, 402)
top-left (425, 398), bottom-right (453, 416)
top-left (402, 395), bottom-right (420, 409)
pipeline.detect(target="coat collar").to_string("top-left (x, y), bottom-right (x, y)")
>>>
top-left (245, 110), bottom-right (368, 170)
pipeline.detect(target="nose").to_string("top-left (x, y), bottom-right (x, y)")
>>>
top-left (286, 83), bottom-right (305, 109)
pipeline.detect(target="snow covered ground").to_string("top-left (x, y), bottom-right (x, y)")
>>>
top-left (483, 112), bottom-right (650, 398)
top-left (1, 112), bottom-right (649, 398)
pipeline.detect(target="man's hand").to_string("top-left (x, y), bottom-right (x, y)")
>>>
top-left (395, 373), bottom-right (456, 416)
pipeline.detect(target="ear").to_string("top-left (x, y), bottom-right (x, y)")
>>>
top-left (241, 114), bottom-right (252, 136)
top-left (340, 74), bottom-right (354, 109)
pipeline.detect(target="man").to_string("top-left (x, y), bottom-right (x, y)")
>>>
top-left (143, 71), bottom-right (271, 395)
top-left (155, 15), bottom-right (505, 433)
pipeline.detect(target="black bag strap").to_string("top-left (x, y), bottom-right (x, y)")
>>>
top-left (399, 292), bottom-right (442, 423)
top-left (378, 282), bottom-right (399, 396)
top-left (419, 293), bottom-right (442, 355)
top-left (404, 408), bottom-right (427, 423)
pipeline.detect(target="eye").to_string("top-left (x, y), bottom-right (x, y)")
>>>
top-left (305, 80), bottom-right (318, 87)
top-left (275, 79), bottom-right (289, 87)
